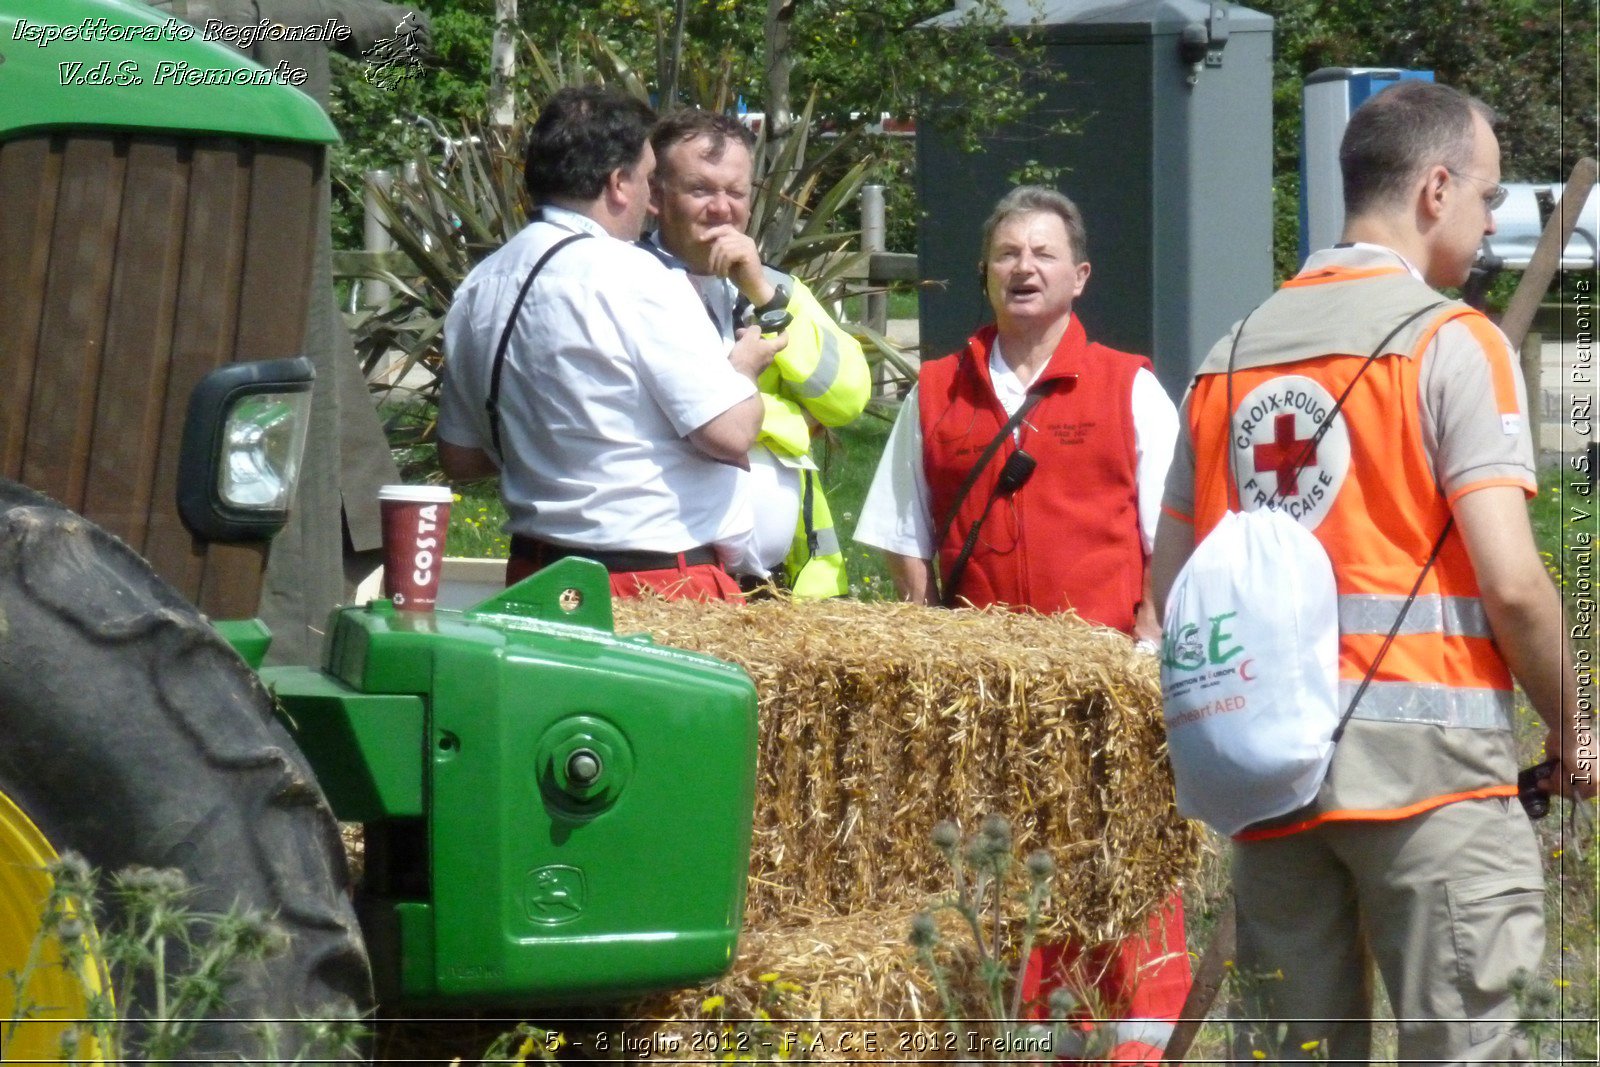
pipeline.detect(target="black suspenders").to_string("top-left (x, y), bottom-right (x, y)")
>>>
top-left (484, 215), bottom-right (592, 457)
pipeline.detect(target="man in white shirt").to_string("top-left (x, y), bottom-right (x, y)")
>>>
top-left (437, 87), bottom-right (784, 600)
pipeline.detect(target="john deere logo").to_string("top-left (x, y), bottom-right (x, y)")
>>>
top-left (525, 865), bottom-right (585, 925)
top-left (1232, 375), bottom-right (1349, 529)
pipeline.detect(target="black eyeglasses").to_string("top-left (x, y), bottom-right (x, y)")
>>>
top-left (1447, 168), bottom-right (1508, 211)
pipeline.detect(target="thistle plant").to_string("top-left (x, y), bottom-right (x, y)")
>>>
top-left (908, 814), bottom-right (1078, 1060)
top-left (5, 853), bottom-right (364, 1064)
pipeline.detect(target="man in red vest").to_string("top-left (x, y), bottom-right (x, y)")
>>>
top-left (855, 186), bottom-right (1188, 1063)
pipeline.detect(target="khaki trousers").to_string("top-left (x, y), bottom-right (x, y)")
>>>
top-left (1231, 797), bottom-right (1545, 1065)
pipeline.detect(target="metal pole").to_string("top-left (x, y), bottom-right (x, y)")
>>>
top-left (862, 184), bottom-right (887, 335)
top-left (362, 169), bottom-right (394, 309)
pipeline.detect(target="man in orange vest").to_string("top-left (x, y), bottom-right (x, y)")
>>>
top-left (1153, 80), bottom-right (1596, 1062)
top-left (857, 186), bottom-right (1188, 1063)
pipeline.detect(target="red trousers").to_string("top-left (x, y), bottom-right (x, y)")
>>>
top-left (505, 555), bottom-right (741, 602)
top-left (1021, 895), bottom-right (1191, 1064)
top-left (605, 563), bottom-right (741, 601)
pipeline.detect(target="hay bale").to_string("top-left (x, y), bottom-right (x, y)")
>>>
top-left (627, 905), bottom-right (937, 1062)
top-left (613, 597), bottom-right (1201, 945)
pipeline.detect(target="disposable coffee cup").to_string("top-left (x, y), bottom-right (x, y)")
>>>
top-left (378, 484), bottom-right (453, 612)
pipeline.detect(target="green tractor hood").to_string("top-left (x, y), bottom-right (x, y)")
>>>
top-left (0, 0), bottom-right (337, 143)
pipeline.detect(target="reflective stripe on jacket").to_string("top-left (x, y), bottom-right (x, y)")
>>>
top-left (755, 271), bottom-right (867, 598)
top-left (1184, 265), bottom-right (1521, 835)
top-left (756, 269), bottom-right (871, 430)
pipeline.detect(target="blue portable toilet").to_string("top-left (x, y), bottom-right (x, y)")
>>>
top-left (1299, 68), bottom-right (1434, 262)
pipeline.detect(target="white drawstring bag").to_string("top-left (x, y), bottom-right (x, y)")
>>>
top-left (1160, 507), bottom-right (1341, 836)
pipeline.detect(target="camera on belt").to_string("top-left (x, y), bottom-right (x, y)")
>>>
top-left (1518, 757), bottom-right (1560, 819)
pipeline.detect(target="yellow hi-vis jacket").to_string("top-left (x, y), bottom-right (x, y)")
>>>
top-left (754, 269), bottom-right (871, 598)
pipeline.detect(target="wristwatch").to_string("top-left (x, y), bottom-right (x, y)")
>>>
top-left (750, 285), bottom-right (792, 334)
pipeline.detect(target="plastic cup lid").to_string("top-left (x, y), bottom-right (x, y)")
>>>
top-left (378, 484), bottom-right (454, 503)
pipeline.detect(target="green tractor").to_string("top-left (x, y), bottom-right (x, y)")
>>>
top-left (0, 1), bottom-right (758, 1060)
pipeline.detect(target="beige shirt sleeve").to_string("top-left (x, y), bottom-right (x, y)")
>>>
top-left (1417, 317), bottom-right (1538, 504)
top-left (1160, 386), bottom-right (1199, 523)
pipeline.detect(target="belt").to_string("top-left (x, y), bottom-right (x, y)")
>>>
top-left (509, 535), bottom-right (719, 574)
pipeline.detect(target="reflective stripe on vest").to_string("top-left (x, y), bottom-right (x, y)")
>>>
top-left (1342, 679), bottom-right (1514, 729)
top-left (795, 329), bottom-right (843, 400)
top-left (810, 525), bottom-right (841, 557)
top-left (1338, 592), bottom-right (1493, 638)
top-left (1109, 1019), bottom-right (1176, 1048)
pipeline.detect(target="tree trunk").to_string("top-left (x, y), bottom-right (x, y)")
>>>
top-left (490, 0), bottom-right (517, 127)
top-left (763, 0), bottom-right (796, 144)
top-left (659, 0), bottom-right (689, 111)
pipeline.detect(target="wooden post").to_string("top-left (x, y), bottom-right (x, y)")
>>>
top-left (361, 169), bottom-right (393, 309)
top-left (1522, 330), bottom-right (1543, 455)
top-left (1162, 901), bottom-right (1235, 1063)
top-left (1499, 157), bottom-right (1596, 354)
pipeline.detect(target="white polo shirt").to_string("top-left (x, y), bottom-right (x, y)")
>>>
top-left (438, 207), bottom-right (757, 556)
top-left (854, 334), bottom-right (1178, 559)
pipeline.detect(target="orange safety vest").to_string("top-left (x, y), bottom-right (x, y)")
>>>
top-left (1183, 264), bottom-right (1524, 839)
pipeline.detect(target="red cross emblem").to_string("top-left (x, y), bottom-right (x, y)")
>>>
top-left (1252, 413), bottom-right (1317, 496)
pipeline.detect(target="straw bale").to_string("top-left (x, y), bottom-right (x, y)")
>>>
top-left (613, 597), bottom-right (1201, 945)
top-left (625, 904), bottom-right (962, 1062)
top-left (625, 902), bottom-right (1151, 1062)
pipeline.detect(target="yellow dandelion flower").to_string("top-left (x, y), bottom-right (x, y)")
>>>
top-left (701, 994), bottom-right (725, 1013)
top-left (1301, 1039), bottom-right (1321, 1051)
top-left (759, 971), bottom-right (779, 983)
top-left (1253, 1051), bottom-right (1266, 1060)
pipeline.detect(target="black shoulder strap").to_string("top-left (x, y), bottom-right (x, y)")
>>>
top-left (801, 468), bottom-right (819, 554)
top-left (933, 384), bottom-right (1048, 607)
top-left (485, 227), bottom-right (592, 457)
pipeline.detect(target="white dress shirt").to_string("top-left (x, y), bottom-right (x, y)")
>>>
top-left (438, 207), bottom-right (757, 556)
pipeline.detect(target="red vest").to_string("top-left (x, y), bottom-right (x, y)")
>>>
top-left (919, 319), bottom-right (1150, 631)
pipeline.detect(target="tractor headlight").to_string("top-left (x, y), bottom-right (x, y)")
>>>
top-left (221, 393), bottom-right (310, 510)
top-left (178, 358), bottom-right (315, 542)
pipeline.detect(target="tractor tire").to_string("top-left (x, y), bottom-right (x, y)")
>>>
top-left (0, 477), bottom-right (371, 1061)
